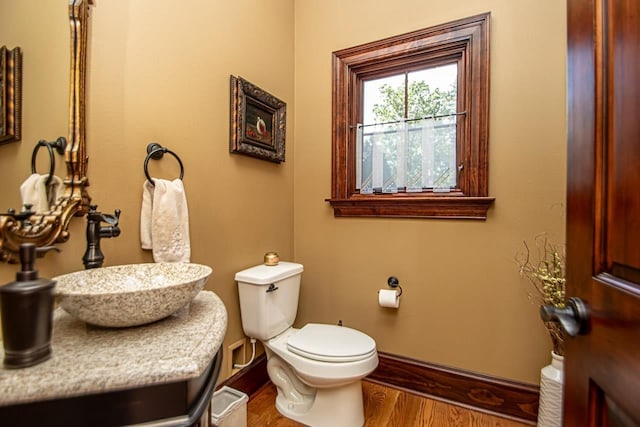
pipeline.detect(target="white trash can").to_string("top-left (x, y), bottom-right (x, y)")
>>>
top-left (210, 386), bottom-right (249, 427)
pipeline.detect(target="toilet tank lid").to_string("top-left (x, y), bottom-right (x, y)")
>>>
top-left (235, 261), bottom-right (303, 285)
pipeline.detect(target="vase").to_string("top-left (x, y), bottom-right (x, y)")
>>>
top-left (537, 351), bottom-right (564, 427)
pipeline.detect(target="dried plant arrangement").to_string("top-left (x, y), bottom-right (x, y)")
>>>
top-left (516, 234), bottom-right (566, 356)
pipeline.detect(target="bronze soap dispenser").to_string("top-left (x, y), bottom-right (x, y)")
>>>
top-left (0, 243), bottom-right (58, 369)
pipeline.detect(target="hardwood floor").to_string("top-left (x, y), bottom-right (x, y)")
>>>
top-left (247, 380), bottom-right (533, 426)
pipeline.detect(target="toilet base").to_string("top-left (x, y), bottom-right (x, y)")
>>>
top-left (275, 380), bottom-right (364, 427)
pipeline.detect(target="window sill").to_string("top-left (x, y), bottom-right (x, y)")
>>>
top-left (326, 195), bottom-right (495, 219)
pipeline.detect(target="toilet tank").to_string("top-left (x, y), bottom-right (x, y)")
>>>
top-left (235, 262), bottom-right (304, 340)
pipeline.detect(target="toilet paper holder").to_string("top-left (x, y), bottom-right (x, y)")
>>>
top-left (387, 276), bottom-right (403, 296)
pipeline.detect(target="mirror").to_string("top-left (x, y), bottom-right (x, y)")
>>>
top-left (0, 0), bottom-right (92, 263)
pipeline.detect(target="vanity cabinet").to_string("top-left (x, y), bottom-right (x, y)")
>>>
top-left (0, 291), bottom-right (227, 427)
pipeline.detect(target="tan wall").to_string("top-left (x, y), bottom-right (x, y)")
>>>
top-left (293, 0), bottom-right (567, 384)
top-left (0, 0), bottom-right (295, 379)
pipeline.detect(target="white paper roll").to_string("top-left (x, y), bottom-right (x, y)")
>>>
top-left (378, 289), bottom-right (400, 308)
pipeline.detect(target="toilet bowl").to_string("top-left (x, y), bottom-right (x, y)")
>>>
top-left (267, 324), bottom-right (378, 387)
top-left (264, 325), bottom-right (377, 426)
top-left (235, 262), bottom-right (378, 427)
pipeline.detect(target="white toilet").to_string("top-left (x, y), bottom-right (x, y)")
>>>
top-left (235, 261), bottom-right (378, 427)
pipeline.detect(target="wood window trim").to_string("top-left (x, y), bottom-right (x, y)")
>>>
top-left (327, 13), bottom-right (494, 219)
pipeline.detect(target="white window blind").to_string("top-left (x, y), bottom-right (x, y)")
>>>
top-left (356, 115), bottom-right (458, 194)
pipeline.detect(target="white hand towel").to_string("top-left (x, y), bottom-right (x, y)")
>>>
top-left (140, 178), bottom-right (191, 263)
top-left (140, 180), bottom-right (154, 250)
top-left (20, 174), bottom-right (50, 213)
top-left (47, 175), bottom-right (64, 209)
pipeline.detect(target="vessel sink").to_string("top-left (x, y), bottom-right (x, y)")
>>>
top-left (54, 263), bottom-right (213, 327)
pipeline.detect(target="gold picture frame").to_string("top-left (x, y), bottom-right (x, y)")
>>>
top-left (229, 75), bottom-right (286, 163)
top-left (0, 46), bottom-right (22, 144)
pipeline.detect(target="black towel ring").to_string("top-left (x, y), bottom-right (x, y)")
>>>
top-left (144, 142), bottom-right (184, 186)
top-left (30, 137), bottom-right (67, 187)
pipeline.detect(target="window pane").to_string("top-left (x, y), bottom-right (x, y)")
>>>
top-left (431, 115), bottom-right (457, 189)
top-left (406, 120), bottom-right (424, 192)
top-left (357, 124), bottom-right (374, 193)
top-left (357, 116), bottom-right (457, 192)
top-left (381, 122), bottom-right (402, 193)
top-left (359, 64), bottom-right (458, 192)
top-left (363, 74), bottom-right (405, 125)
top-left (357, 122), bottom-right (403, 193)
top-left (407, 64), bottom-right (457, 119)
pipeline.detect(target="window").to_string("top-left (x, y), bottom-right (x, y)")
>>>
top-left (359, 64), bottom-right (459, 193)
top-left (327, 13), bottom-right (494, 219)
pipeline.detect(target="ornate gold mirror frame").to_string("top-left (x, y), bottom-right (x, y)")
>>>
top-left (0, 0), bottom-right (92, 263)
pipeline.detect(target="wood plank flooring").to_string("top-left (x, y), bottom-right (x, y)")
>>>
top-left (247, 380), bottom-right (533, 426)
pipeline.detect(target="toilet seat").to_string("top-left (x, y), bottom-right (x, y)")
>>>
top-left (265, 326), bottom-right (379, 388)
top-left (287, 323), bottom-right (376, 363)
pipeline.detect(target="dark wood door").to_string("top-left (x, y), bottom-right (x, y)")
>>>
top-left (566, 0), bottom-right (640, 425)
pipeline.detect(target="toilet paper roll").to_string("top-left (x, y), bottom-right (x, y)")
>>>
top-left (378, 289), bottom-right (400, 308)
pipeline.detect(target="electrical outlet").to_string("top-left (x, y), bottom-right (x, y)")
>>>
top-left (227, 338), bottom-right (247, 376)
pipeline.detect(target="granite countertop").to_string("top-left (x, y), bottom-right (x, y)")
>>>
top-left (0, 290), bottom-right (227, 407)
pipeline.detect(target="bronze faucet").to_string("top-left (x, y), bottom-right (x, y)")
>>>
top-left (83, 205), bottom-right (121, 269)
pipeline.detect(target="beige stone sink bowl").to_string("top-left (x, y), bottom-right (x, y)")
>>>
top-left (54, 263), bottom-right (213, 327)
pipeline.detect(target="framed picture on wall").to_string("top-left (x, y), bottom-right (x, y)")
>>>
top-left (0, 46), bottom-right (22, 144)
top-left (229, 75), bottom-right (286, 163)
